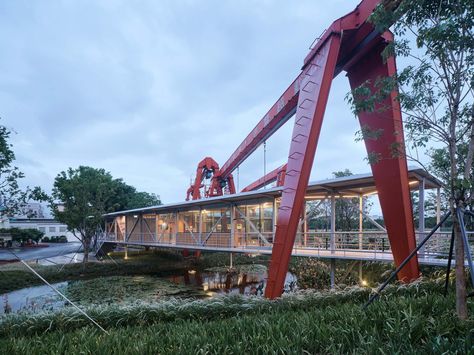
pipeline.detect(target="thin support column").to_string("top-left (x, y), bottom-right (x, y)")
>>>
top-left (199, 209), bottom-right (203, 245)
top-left (330, 194), bottom-right (336, 254)
top-left (174, 212), bottom-right (178, 244)
top-left (230, 204), bottom-right (235, 249)
top-left (419, 178), bottom-right (425, 257)
top-left (359, 194), bottom-right (363, 249)
top-left (230, 253), bottom-right (233, 268)
top-left (436, 187), bottom-right (441, 224)
top-left (303, 201), bottom-right (308, 247)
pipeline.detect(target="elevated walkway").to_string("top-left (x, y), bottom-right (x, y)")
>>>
top-left (102, 167), bottom-right (472, 267)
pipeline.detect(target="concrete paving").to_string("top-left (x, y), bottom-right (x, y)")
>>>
top-left (0, 242), bottom-right (82, 262)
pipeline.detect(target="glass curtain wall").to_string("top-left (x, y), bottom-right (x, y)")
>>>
top-left (177, 210), bottom-right (200, 245)
top-left (202, 207), bottom-right (231, 247)
top-left (156, 213), bottom-right (175, 244)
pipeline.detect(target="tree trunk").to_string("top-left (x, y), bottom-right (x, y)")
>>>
top-left (82, 237), bottom-right (91, 269)
top-left (453, 208), bottom-right (468, 319)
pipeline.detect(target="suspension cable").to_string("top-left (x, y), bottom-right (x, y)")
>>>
top-left (7, 249), bottom-right (109, 334)
top-left (263, 140), bottom-right (267, 189)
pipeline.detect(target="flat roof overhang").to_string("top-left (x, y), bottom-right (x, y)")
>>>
top-left (104, 166), bottom-right (442, 217)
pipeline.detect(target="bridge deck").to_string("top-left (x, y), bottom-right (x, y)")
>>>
top-left (102, 239), bottom-right (463, 267)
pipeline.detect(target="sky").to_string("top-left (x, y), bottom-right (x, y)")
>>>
top-left (0, 0), bottom-right (400, 206)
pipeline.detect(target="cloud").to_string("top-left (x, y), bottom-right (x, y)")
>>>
top-left (0, 0), bottom-right (404, 207)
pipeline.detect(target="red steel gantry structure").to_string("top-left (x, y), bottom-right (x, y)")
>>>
top-left (187, 0), bottom-right (419, 299)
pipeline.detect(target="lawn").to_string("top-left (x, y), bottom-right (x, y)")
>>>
top-left (0, 280), bottom-right (473, 354)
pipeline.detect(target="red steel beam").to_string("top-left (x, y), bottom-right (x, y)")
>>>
top-left (264, 0), bottom-right (418, 298)
top-left (241, 164), bottom-right (287, 192)
top-left (346, 38), bottom-right (419, 281)
top-left (218, 0), bottom-right (383, 181)
top-left (265, 34), bottom-right (342, 299)
top-left (218, 79), bottom-right (300, 179)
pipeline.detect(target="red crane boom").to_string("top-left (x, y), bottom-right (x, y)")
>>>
top-left (186, 0), bottom-right (419, 299)
top-left (241, 164), bottom-right (287, 192)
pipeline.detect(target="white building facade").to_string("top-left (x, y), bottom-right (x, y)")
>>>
top-left (6, 218), bottom-right (77, 242)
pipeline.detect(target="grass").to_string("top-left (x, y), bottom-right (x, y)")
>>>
top-left (0, 280), bottom-right (473, 353)
top-left (0, 250), bottom-right (471, 353)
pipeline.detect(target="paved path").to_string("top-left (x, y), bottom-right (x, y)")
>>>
top-left (0, 242), bottom-right (83, 262)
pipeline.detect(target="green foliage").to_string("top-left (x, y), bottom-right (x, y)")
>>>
top-left (0, 121), bottom-right (45, 217)
top-left (0, 249), bottom-right (190, 294)
top-left (347, 0), bottom-right (474, 207)
top-left (0, 281), bottom-right (472, 353)
top-left (64, 276), bottom-right (205, 305)
top-left (50, 166), bottom-right (162, 262)
top-left (0, 228), bottom-right (43, 244)
top-left (306, 170), bottom-right (371, 231)
top-left (44, 235), bottom-right (68, 243)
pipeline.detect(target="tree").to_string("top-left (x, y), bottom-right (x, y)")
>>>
top-left (306, 170), bottom-right (371, 231)
top-left (0, 121), bottom-right (43, 220)
top-left (50, 166), bottom-right (161, 265)
top-left (348, 0), bottom-right (474, 318)
top-left (0, 227), bottom-right (44, 245)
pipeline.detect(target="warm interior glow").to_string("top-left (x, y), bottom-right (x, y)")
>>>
top-left (408, 180), bottom-right (418, 185)
top-left (304, 195), bottom-right (327, 199)
top-left (361, 280), bottom-right (368, 286)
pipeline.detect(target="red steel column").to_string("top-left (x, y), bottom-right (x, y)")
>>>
top-left (347, 41), bottom-right (419, 282)
top-left (265, 34), bottom-right (341, 299)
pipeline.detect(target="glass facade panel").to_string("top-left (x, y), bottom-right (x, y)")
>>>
top-left (202, 208), bottom-right (231, 233)
top-left (156, 213), bottom-right (175, 243)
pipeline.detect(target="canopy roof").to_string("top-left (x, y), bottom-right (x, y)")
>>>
top-left (105, 166), bottom-right (442, 217)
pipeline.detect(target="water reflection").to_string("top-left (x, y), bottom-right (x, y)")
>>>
top-left (167, 269), bottom-right (297, 296)
top-left (1, 282), bottom-right (66, 315)
top-left (1, 268), bottom-right (298, 315)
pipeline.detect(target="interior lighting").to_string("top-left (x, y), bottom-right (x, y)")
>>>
top-left (188, 270), bottom-right (197, 274)
top-left (304, 195), bottom-right (326, 199)
top-left (361, 280), bottom-right (368, 287)
top-left (408, 180), bottom-right (418, 186)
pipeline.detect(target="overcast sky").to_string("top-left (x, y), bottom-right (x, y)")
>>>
top-left (1, 0), bottom-right (402, 205)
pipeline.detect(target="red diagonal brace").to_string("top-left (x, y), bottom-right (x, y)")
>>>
top-left (265, 34), bottom-right (342, 299)
top-left (347, 40), bottom-right (419, 282)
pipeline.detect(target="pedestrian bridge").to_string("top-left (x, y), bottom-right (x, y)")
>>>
top-left (101, 230), bottom-right (465, 266)
top-left (101, 167), bottom-right (470, 266)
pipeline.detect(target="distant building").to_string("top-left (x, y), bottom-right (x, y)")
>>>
top-left (6, 218), bottom-right (77, 242)
top-left (14, 202), bottom-right (46, 219)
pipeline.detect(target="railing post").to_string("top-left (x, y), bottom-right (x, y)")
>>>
top-left (359, 194), bottom-right (363, 250)
top-left (330, 194), bottom-right (336, 254)
top-left (418, 178), bottom-right (426, 258)
top-left (199, 208), bottom-right (203, 246)
top-left (230, 204), bottom-right (235, 249)
top-left (174, 212), bottom-right (178, 245)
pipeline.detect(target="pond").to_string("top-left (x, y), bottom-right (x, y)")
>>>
top-left (167, 266), bottom-right (297, 297)
top-left (0, 265), bottom-right (297, 315)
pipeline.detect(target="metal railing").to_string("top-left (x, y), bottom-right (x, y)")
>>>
top-left (102, 229), bottom-right (474, 260)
